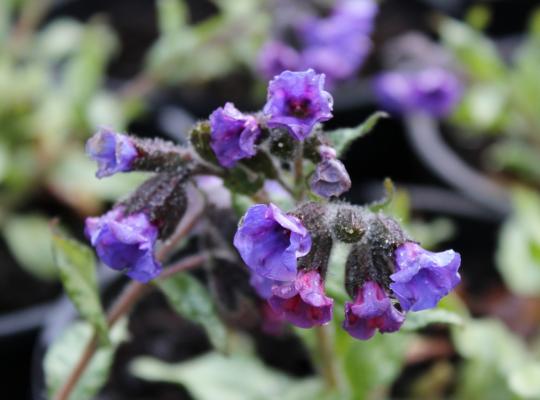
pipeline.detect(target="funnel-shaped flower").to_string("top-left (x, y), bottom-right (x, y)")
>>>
top-left (263, 69), bottom-right (333, 140)
top-left (390, 242), bottom-right (461, 311)
top-left (85, 207), bottom-right (161, 283)
top-left (343, 281), bottom-right (405, 340)
top-left (86, 128), bottom-right (138, 178)
top-left (209, 103), bottom-right (261, 168)
top-left (310, 158), bottom-right (351, 198)
top-left (269, 270), bottom-right (333, 328)
top-left (234, 203), bottom-right (311, 281)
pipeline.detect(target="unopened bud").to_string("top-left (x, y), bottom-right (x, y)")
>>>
top-left (332, 206), bottom-right (365, 243)
top-left (310, 158), bottom-right (351, 198)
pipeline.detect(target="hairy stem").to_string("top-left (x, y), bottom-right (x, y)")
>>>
top-left (315, 325), bottom-right (340, 391)
top-left (294, 142), bottom-right (305, 201)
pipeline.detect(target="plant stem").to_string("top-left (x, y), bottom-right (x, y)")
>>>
top-left (294, 142), bottom-right (305, 201)
top-left (54, 282), bottom-right (148, 400)
top-left (315, 325), bottom-right (340, 391)
top-left (55, 207), bottom-right (206, 400)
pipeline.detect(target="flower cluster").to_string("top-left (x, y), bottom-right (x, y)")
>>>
top-left (209, 69), bottom-right (333, 167)
top-left (258, 0), bottom-right (378, 85)
top-left (374, 67), bottom-right (462, 117)
top-left (235, 202), bottom-right (462, 340)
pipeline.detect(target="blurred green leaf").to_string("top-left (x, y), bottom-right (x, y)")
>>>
top-left (44, 319), bottom-right (128, 400)
top-left (453, 319), bottom-right (527, 376)
top-left (157, 0), bottom-right (189, 35)
top-left (439, 17), bottom-right (506, 81)
top-left (36, 19), bottom-right (84, 61)
top-left (508, 362), bottom-right (540, 399)
top-left (49, 149), bottom-right (148, 211)
top-left (326, 111), bottom-right (387, 157)
top-left (496, 188), bottom-right (540, 295)
top-left (450, 83), bottom-right (508, 133)
top-left (402, 308), bottom-right (463, 331)
top-left (465, 5), bottom-right (491, 31)
top-left (131, 352), bottom-right (325, 400)
top-left (63, 21), bottom-right (117, 107)
top-left (223, 165), bottom-right (265, 196)
top-left (156, 273), bottom-right (228, 352)
top-left (452, 318), bottom-right (534, 399)
top-left (2, 214), bottom-right (58, 280)
top-left (487, 140), bottom-right (540, 183)
top-left (336, 327), bottom-right (410, 399)
top-left (87, 91), bottom-right (126, 131)
top-left (52, 232), bottom-right (108, 342)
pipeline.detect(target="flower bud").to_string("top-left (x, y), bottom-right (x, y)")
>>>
top-left (310, 158), bottom-right (351, 198)
top-left (332, 206), bottom-right (365, 243)
top-left (122, 172), bottom-right (188, 239)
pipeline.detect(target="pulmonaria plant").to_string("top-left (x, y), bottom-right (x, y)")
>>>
top-left (81, 69), bottom-right (462, 341)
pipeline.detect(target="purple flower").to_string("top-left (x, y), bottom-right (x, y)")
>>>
top-left (85, 207), bottom-right (161, 283)
top-left (300, 42), bottom-right (370, 84)
top-left (373, 72), bottom-right (416, 114)
top-left (257, 41), bottom-right (301, 79)
top-left (334, 0), bottom-right (378, 34)
top-left (374, 68), bottom-right (462, 117)
top-left (233, 203), bottom-right (311, 282)
top-left (269, 270), bottom-right (333, 328)
top-left (390, 242), bottom-right (461, 312)
top-left (411, 68), bottom-right (462, 117)
top-left (250, 273), bottom-right (278, 299)
top-left (343, 281), bottom-right (405, 340)
top-left (310, 158), bottom-right (351, 198)
top-left (263, 69), bottom-right (333, 141)
top-left (209, 103), bottom-right (261, 168)
top-left (86, 128), bottom-right (138, 178)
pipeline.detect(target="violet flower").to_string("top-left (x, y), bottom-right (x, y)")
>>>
top-left (374, 68), bottom-right (462, 117)
top-left (390, 242), bottom-right (461, 312)
top-left (343, 281), bottom-right (405, 340)
top-left (209, 102), bottom-right (261, 168)
top-left (263, 69), bottom-right (333, 141)
top-left (233, 203), bottom-right (311, 282)
top-left (257, 41), bottom-right (301, 79)
top-left (250, 273), bottom-right (278, 300)
top-left (411, 68), bottom-right (462, 117)
top-left (373, 72), bottom-right (416, 114)
top-left (269, 270), bottom-right (333, 328)
top-left (86, 128), bottom-right (138, 178)
top-left (85, 207), bottom-right (161, 283)
top-left (310, 158), bottom-right (351, 198)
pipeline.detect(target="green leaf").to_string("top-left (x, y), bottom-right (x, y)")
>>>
top-left (44, 319), bottom-right (128, 400)
top-left (131, 352), bottom-right (324, 400)
top-left (326, 111), bottom-right (387, 157)
top-left (402, 308), bottom-right (463, 331)
top-left (52, 233), bottom-right (108, 342)
top-left (438, 17), bottom-right (506, 81)
top-left (496, 188), bottom-right (540, 295)
top-left (368, 178), bottom-right (395, 212)
top-left (156, 273), bottom-right (228, 352)
top-left (452, 319), bottom-right (527, 375)
top-left (223, 165), bottom-right (265, 196)
top-left (2, 214), bottom-right (58, 280)
top-left (508, 362), bottom-right (540, 399)
top-left (336, 327), bottom-right (410, 399)
top-left (157, 0), bottom-right (189, 35)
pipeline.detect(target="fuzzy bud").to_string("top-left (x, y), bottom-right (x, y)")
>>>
top-left (122, 172), bottom-right (188, 239)
top-left (332, 206), bottom-right (365, 243)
